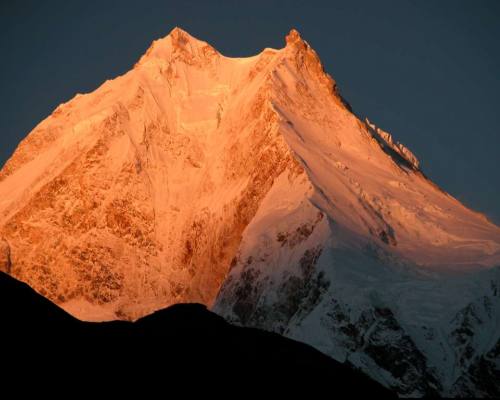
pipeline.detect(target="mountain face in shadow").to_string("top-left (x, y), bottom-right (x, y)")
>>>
top-left (0, 271), bottom-right (393, 395)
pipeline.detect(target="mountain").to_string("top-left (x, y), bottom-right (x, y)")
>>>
top-left (0, 271), bottom-right (394, 396)
top-left (1, 27), bottom-right (499, 396)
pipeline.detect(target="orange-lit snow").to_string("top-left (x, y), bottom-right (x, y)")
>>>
top-left (1, 27), bottom-right (499, 396)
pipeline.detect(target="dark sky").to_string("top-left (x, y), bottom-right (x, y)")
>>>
top-left (1, 0), bottom-right (499, 223)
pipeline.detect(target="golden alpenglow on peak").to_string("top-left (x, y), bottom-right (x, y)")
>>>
top-left (285, 28), bottom-right (303, 45)
top-left (1, 28), bottom-right (499, 398)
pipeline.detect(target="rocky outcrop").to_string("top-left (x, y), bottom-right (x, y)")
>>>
top-left (0, 238), bottom-right (11, 274)
top-left (365, 118), bottom-right (420, 170)
top-left (451, 339), bottom-right (500, 397)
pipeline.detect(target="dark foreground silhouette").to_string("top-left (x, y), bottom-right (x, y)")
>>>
top-left (0, 272), bottom-right (395, 396)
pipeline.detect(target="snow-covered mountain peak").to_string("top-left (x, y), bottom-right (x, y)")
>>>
top-left (284, 28), bottom-right (316, 56)
top-left (285, 28), bottom-right (303, 45)
top-left (137, 27), bottom-right (219, 66)
top-left (169, 26), bottom-right (194, 40)
top-left (1, 28), bottom-right (499, 396)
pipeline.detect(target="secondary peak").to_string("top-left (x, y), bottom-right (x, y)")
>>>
top-left (285, 29), bottom-right (304, 46)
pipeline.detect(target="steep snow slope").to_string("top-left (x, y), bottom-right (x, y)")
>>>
top-left (1, 27), bottom-right (499, 396)
top-left (214, 30), bottom-right (500, 397)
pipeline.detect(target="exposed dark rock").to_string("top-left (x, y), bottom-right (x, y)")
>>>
top-left (451, 339), bottom-right (500, 397)
top-left (276, 212), bottom-right (324, 248)
top-left (324, 299), bottom-right (441, 396)
top-left (0, 238), bottom-right (11, 274)
top-left (364, 308), bottom-right (441, 396)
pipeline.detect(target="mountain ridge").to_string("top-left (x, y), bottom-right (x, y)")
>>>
top-left (0, 271), bottom-right (394, 395)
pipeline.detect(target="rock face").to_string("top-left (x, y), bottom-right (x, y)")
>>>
top-left (1, 27), bottom-right (500, 396)
top-left (0, 238), bottom-right (11, 274)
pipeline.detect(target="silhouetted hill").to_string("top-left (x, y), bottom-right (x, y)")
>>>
top-left (0, 272), bottom-right (394, 396)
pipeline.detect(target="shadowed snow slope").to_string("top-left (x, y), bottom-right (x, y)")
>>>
top-left (1, 27), bottom-right (499, 396)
